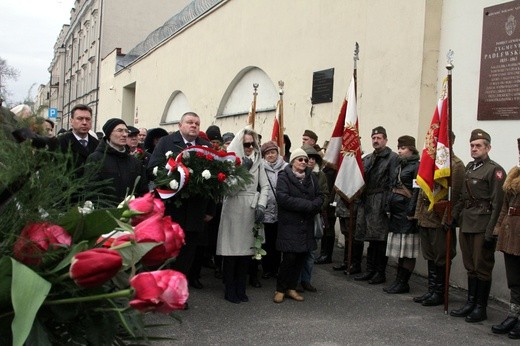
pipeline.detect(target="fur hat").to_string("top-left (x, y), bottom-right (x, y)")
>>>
top-left (102, 118), bottom-right (126, 138)
top-left (301, 144), bottom-right (322, 165)
top-left (261, 140), bottom-right (278, 156)
top-left (470, 129), bottom-right (491, 143)
top-left (303, 129), bottom-right (318, 142)
top-left (289, 148), bottom-right (308, 163)
top-left (206, 125), bottom-right (222, 142)
top-left (397, 135), bottom-right (415, 148)
top-left (371, 126), bottom-right (387, 137)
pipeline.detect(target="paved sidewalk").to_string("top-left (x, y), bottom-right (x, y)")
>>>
top-left (149, 251), bottom-right (511, 345)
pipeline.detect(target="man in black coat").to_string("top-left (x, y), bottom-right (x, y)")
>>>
top-left (58, 104), bottom-right (99, 178)
top-left (148, 112), bottom-right (215, 292)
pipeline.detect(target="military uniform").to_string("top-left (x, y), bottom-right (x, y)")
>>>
top-left (413, 154), bottom-right (464, 306)
top-left (451, 129), bottom-right (506, 323)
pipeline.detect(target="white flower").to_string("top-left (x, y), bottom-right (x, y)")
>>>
top-left (188, 168), bottom-right (193, 174)
top-left (152, 166), bottom-right (159, 176)
top-left (254, 253), bottom-right (262, 260)
top-left (201, 169), bottom-right (211, 180)
top-left (165, 151), bottom-right (173, 158)
top-left (226, 176), bottom-right (237, 186)
top-left (169, 179), bottom-right (179, 190)
top-left (182, 151), bottom-right (190, 159)
top-left (78, 200), bottom-right (95, 215)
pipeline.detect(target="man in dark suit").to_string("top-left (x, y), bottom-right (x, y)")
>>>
top-left (58, 104), bottom-right (99, 178)
top-left (148, 112), bottom-right (215, 294)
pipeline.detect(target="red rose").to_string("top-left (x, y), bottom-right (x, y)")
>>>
top-left (205, 154), bottom-right (214, 161)
top-left (235, 157), bottom-right (241, 166)
top-left (130, 270), bottom-right (188, 313)
top-left (13, 222), bottom-right (72, 266)
top-left (196, 151), bottom-right (205, 157)
top-left (217, 172), bottom-right (227, 182)
top-left (134, 214), bottom-right (185, 266)
top-left (70, 248), bottom-right (123, 288)
top-left (129, 192), bottom-right (165, 225)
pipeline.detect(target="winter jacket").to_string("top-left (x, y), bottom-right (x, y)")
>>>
top-left (263, 155), bottom-right (288, 224)
top-left (495, 166), bottom-right (520, 256)
top-left (276, 165), bottom-right (324, 253)
top-left (388, 154), bottom-right (420, 234)
top-left (86, 139), bottom-right (147, 204)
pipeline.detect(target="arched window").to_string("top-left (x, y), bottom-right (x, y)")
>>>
top-left (217, 67), bottom-right (277, 118)
top-left (162, 91), bottom-right (191, 124)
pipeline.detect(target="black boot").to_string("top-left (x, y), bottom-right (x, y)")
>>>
top-left (493, 303), bottom-right (520, 334)
top-left (422, 265), bottom-right (445, 306)
top-left (369, 243), bottom-right (387, 285)
top-left (315, 236), bottom-right (334, 264)
top-left (354, 243), bottom-right (375, 281)
top-left (450, 277), bottom-right (478, 317)
top-left (509, 321), bottom-right (520, 339)
top-left (236, 280), bottom-right (249, 303)
top-left (387, 268), bottom-right (411, 294)
top-left (345, 240), bottom-right (363, 275)
top-left (466, 279), bottom-right (491, 323)
top-left (384, 265), bottom-right (401, 293)
top-left (414, 260), bottom-right (435, 303)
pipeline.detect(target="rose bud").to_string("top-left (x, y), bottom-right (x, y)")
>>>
top-left (217, 172), bottom-right (227, 182)
top-left (129, 270), bottom-right (188, 313)
top-left (13, 222), bottom-right (72, 266)
top-left (70, 248), bottom-right (123, 288)
top-left (129, 192), bottom-right (165, 226)
top-left (134, 214), bottom-right (185, 266)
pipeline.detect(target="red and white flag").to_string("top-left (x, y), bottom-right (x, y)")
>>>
top-left (324, 76), bottom-right (364, 201)
top-left (271, 99), bottom-right (285, 157)
top-left (416, 83), bottom-right (450, 209)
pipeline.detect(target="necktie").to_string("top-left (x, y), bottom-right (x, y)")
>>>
top-left (186, 142), bottom-right (193, 147)
top-left (79, 139), bottom-right (87, 147)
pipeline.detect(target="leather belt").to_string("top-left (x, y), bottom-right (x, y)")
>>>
top-left (509, 207), bottom-right (520, 216)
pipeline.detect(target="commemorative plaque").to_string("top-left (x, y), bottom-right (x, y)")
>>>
top-left (311, 68), bottom-right (334, 104)
top-left (477, 0), bottom-right (520, 120)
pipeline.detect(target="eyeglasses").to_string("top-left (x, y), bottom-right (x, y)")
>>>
top-left (114, 128), bottom-right (131, 134)
top-left (296, 157), bottom-right (309, 163)
top-left (243, 142), bottom-right (254, 148)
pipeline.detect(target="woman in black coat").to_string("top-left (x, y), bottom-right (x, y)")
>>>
top-left (273, 148), bottom-right (324, 303)
top-left (383, 135), bottom-right (420, 294)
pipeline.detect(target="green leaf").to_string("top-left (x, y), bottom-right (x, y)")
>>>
top-left (80, 208), bottom-right (125, 241)
top-left (259, 249), bottom-right (267, 256)
top-left (47, 241), bottom-right (89, 274)
top-left (0, 256), bottom-right (12, 310)
top-left (57, 206), bottom-right (82, 235)
top-left (117, 243), bottom-right (159, 268)
top-left (10, 258), bottom-right (51, 346)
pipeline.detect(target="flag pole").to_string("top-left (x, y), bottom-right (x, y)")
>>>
top-left (249, 83), bottom-right (259, 129)
top-left (278, 80), bottom-right (285, 158)
top-left (444, 49), bottom-right (454, 314)
top-left (347, 42), bottom-right (359, 274)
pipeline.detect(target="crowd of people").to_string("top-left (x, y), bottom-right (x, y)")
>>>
top-left (5, 102), bottom-right (520, 339)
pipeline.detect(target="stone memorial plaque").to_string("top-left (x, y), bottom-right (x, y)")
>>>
top-left (478, 0), bottom-right (520, 120)
top-left (312, 68), bottom-right (334, 104)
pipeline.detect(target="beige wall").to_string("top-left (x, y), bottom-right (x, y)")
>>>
top-left (99, 0), bottom-right (519, 302)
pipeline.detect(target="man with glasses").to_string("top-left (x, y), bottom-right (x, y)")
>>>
top-left (86, 118), bottom-right (147, 204)
top-left (58, 104), bottom-right (99, 178)
top-left (148, 112), bottom-right (215, 305)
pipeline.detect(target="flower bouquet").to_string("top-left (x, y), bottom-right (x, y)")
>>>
top-left (0, 130), bottom-right (189, 345)
top-left (151, 145), bottom-right (253, 202)
top-left (0, 193), bottom-right (188, 345)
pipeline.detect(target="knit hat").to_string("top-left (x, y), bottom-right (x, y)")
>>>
top-left (206, 125), bottom-right (223, 142)
top-left (127, 126), bottom-right (139, 137)
top-left (303, 129), bottom-right (318, 142)
top-left (470, 129), bottom-right (491, 143)
top-left (222, 132), bottom-right (235, 143)
top-left (261, 140), bottom-right (279, 156)
top-left (371, 126), bottom-right (387, 137)
top-left (289, 148), bottom-right (308, 163)
top-left (102, 118), bottom-right (126, 138)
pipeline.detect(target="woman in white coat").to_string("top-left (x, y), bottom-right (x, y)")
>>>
top-left (217, 127), bottom-right (269, 303)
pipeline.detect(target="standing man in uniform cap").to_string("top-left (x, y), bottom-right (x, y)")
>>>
top-left (302, 130), bottom-right (318, 146)
top-left (354, 126), bottom-right (399, 284)
top-left (451, 129), bottom-right (506, 322)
